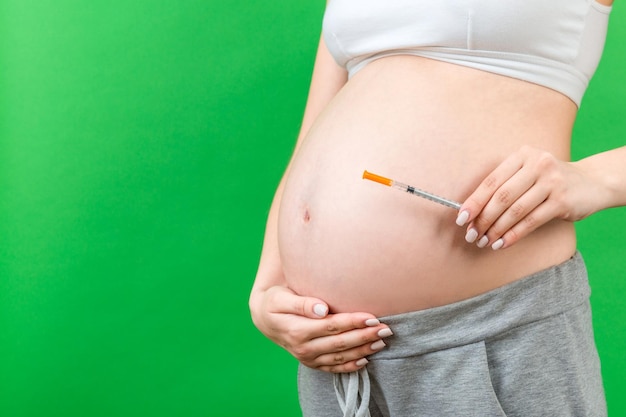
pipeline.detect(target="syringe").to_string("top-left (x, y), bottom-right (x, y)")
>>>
top-left (363, 170), bottom-right (462, 210)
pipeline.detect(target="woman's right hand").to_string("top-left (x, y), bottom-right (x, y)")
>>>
top-left (250, 285), bottom-right (393, 373)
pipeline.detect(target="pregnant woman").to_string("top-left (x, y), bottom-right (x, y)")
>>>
top-left (250, 1), bottom-right (621, 415)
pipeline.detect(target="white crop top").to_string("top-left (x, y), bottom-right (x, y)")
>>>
top-left (322, 0), bottom-right (612, 106)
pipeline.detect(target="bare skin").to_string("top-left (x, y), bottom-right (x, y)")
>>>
top-left (279, 55), bottom-right (580, 316)
top-left (250, 0), bottom-right (622, 374)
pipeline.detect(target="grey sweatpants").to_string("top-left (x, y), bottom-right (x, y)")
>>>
top-left (298, 252), bottom-right (607, 417)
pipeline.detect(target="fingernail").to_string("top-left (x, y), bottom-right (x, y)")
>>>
top-left (377, 328), bottom-right (393, 338)
top-left (491, 239), bottom-right (504, 250)
top-left (313, 304), bottom-right (328, 317)
top-left (365, 318), bottom-right (380, 327)
top-left (456, 210), bottom-right (470, 226)
top-left (477, 236), bottom-right (489, 248)
top-left (356, 358), bottom-right (369, 367)
top-left (465, 228), bottom-right (478, 243)
top-left (370, 340), bottom-right (386, 351)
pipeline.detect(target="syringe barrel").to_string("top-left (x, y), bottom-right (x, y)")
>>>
top-left (392, 182), bottom-right (461, 210)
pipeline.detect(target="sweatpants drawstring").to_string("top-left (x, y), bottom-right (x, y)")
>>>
top-left (333, 367), bottom-right (371, 417)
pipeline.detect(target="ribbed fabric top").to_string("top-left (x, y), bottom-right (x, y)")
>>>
top-left (323, 0), bottom-right (612, 106)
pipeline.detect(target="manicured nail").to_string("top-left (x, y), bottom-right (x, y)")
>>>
top-left (477, 236), bottom-right (489, 248)
top-left (370, 340), bottom-right (386, 351)
top-left (377, 328), bottom-right (393, 338)
top-left (356, 358), bottom-right (369, 367)
top-left (465, 228), bottom-right (478, 243)
top-left (365, 318), bottom-right (380, 327)
top-left (313, 304), bottom-right (328, 317)
top-left (491, 239), bottom-right (504, 250)
top-left (456, 210), bottom-right (470, 226)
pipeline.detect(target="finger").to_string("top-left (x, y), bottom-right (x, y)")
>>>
top-left (305, 312), bottom-right (391, 340)
top-left (302, 329), bottom-right (393, 372)
top-left (311, 357), bottom-right (371, 374)
top-left (462, 171), bottom-right (536, 245)
top-left (479, 180), bottom-right (550, 245)
top-left (315, 337), bottom-right (388, 365)
top-left (290, 321), bottom-right (392, 365)
top-left (470, 178), bottom-right (534, 237)
top-left (457, 153), bottom-right (524, 227)
top-left (275, 312), bottom-right (390, 362)
top-left (309, 323), bottom-right (393, 352)
top-left (302, 341), bottom-right (383, 371)
top-left (492, 201), bottom-right (559, 250)
top-left (315, 357), bottom-right (373, 373)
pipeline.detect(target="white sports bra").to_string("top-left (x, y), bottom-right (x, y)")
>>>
top-left (322, 0), bottom-right (612, 106)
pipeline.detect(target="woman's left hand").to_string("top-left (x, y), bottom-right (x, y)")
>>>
top-left (455, 145), bottom-right (606, 250)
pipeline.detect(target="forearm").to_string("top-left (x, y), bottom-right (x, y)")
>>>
top-left (250, 177), bottom-right (288, 303)
top-left (574, 145), bottom-right (626, 213)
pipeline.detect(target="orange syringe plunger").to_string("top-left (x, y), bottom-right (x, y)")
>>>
top-left (362, 170), bottom-right (393, 186)
top-left (362, 169), bottom-right (462, 210)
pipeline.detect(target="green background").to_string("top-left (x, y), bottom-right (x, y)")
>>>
top-left (0, 1), bottom-right (624, 416)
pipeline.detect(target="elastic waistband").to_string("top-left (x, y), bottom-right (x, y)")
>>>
top-left (372, 251), bottom-right (589, 360)
top-left (333, 252), bottom-right (589, 417)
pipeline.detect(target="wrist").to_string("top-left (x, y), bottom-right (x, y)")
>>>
top-left (249, 287), bottom-right (267, 328)
top-left (573, 157), bottom-right (624, 212)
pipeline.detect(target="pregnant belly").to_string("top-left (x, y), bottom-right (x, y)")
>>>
top-left (277, 56), bottom-right (577, 316)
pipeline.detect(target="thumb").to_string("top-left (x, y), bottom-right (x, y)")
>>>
top-left (292, 293), bottom-right (329, 318)
top-left (267, 286), bottom-right (329, 318)
top-left (310, 300), bottom-right (329, 318)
